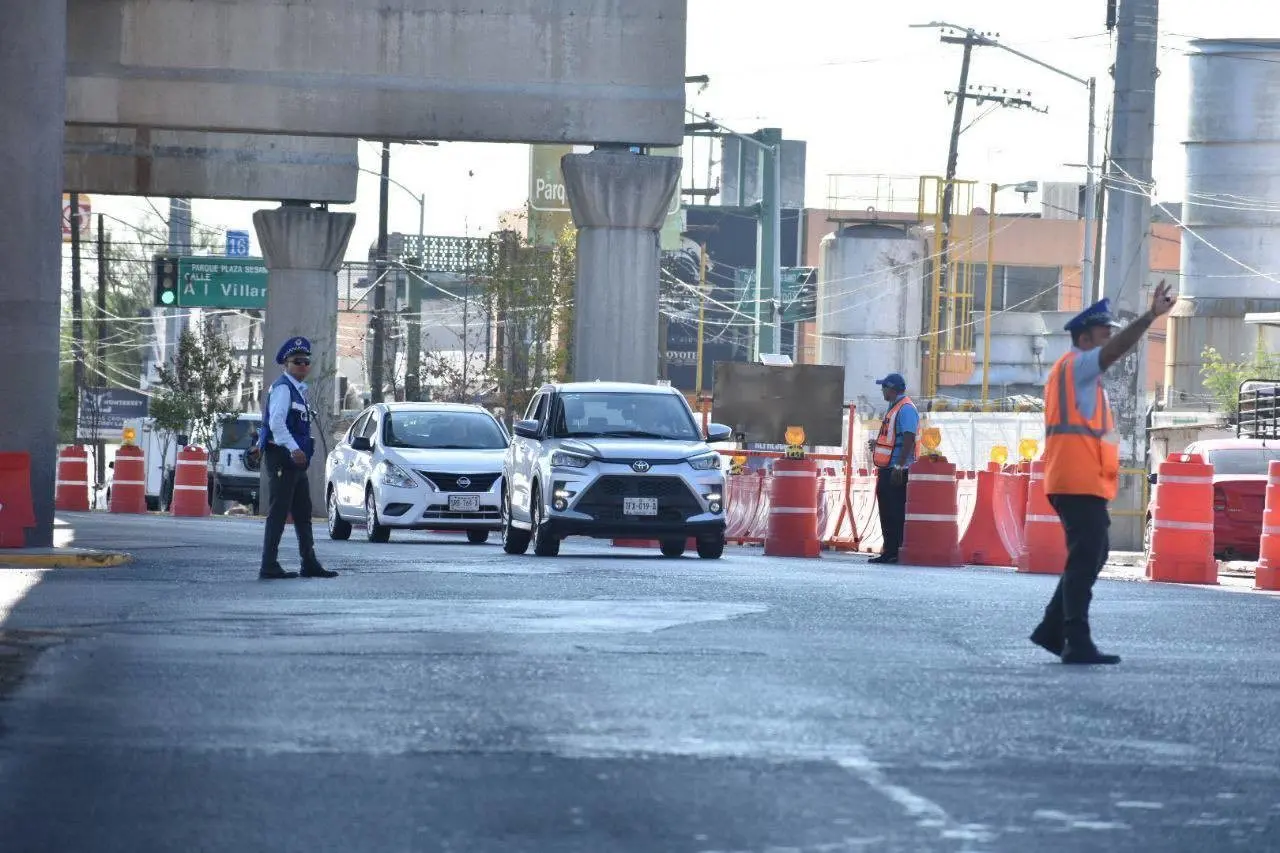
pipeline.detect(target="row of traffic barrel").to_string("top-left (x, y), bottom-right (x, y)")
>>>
top-left (54, 444), bottom-right (212, 517)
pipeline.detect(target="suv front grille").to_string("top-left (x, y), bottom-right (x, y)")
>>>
top-left (417, 472), bottom-right (500, 492)
top-left (574, 475), bottom-right (702, 523)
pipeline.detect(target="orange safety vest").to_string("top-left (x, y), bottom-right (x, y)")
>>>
top-left (1043, 352), bottom-right (1120, 500)
top-left (873, 395), bottom-right (915, 469)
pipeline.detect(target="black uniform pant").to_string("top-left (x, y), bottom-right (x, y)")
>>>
top-left (1042, 494), bottom-right (1110, 646)
top-left (876, 467), bottom-right (910, 557)
top-left (260, 445), bottom-right (315, 570)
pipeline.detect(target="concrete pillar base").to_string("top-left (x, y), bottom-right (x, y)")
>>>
top-left (253, 205), bottom-right (356, 519)
top-left (562, 151), bottom-right (681, 384)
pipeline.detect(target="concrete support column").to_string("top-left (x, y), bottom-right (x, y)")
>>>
top-left (253, 205), bottom-right (355, 518)
top-left (562, 152), bottom-right (681, 384)
top-left (0, 2), bottom-right (66, 546)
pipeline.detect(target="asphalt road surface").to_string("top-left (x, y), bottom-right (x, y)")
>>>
top-left (1, 512), bottom-right (1278, 853)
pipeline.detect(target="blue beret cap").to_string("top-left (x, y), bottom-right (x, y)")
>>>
top-left (1064, 299), bottom-right (1122, 334)
top-left (276, 336), bottom-right (312, 365)
top-left (876, 372), bottom-right (907, 391)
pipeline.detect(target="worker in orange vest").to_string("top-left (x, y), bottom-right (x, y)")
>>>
top-left (868, 373), bottom-right (919, 564)
top-left (1030, 280), bottom-right (1175, 665)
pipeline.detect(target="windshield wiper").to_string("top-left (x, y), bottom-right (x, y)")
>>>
top-left (562, 431), bottom-right (607, 438)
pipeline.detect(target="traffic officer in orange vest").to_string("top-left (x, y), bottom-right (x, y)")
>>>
top-left (1030, 281), bottom-right (1175, 664)
top-left (869, 373), bottom-right (919, 564)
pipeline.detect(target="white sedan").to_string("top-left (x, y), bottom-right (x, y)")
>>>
top-left (324, 402), bottom-right (509, 544)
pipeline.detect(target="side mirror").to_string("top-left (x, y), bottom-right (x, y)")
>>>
top-left (350, 436), bottom-right (373, 452)
top-left (513, 419), bottom-right (542, 439)
top-left (1148, 472), bottom-right (1158, 485)
top-left (108, 461), bottom-right (115, 470)
top-left (705, 422), bottom-right (733, 443)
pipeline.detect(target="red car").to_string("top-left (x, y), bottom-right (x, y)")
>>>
top-left (1146, 438), bottom-right (1280, 560)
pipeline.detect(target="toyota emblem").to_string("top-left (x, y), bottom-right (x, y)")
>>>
top-left (631, 460), bottom-right (651, 473)
top-left (456, 476), bottom-right (472, 489)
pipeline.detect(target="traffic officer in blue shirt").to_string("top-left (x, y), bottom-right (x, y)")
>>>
top-left (256, 336), bottom-right (337, 580)
top-left (868, 373), bottom-right (919, 564)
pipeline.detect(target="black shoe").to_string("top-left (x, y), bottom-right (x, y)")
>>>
top-left (300, 560), bottom-right (338, 578)
top-left (867, 553), bottom-right (898, 565)
top-left (1029, 622), bottom-right (1065, 656)
top-left (259, 563), bottom-right (299, 580)
top-left (1061, 642), bottom-right (1121, 665)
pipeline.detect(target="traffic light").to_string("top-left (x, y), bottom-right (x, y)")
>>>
top-left (153, 254), bottom-right (179, 307)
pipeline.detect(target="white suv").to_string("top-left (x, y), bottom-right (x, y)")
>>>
top-left (501, 382), bottom-right (733, 558)
top-left (325, 402), bottom-right (509, 544)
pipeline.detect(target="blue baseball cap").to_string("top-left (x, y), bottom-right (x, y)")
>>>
top-left (1064, 299), bottom-right (1122, 334)
top-left (275, 336), bottom-right (312, 365)
top-left (876, 373), bottom-right (907, 391)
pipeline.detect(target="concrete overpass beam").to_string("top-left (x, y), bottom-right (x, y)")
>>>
top-left (562, 151), bottom-right (682, 384)
top-left (252, 205), bottom-right (356, 519)
top-left (0, 1), bottom-right (66, 546)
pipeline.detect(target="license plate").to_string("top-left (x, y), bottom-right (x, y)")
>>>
top-left (449, 495), bottom-right (481, 513)
top-left (623, 497), bottom-right (658, 516)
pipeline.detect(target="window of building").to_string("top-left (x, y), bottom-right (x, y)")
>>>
top-left (966, 264), bottom-right (1062, 313)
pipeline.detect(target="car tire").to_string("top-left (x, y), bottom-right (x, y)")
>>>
top-left (530, 487), bottom-right (560, 557)
top-left (467, 529), bottom-right (489, 545)
top-left (501, 490), bottom-right (530, 555)
top-left (660, 539), bottom-right (686, 558)
top-left (696, 534), bottom-right (725, 560)
top-left (327, 487), bottom-right (352, 541)
top-left (364, 488), bottom-right (391, 543)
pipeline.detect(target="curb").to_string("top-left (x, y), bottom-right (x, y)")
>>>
top-left (0, 550), bottom-right (133, 569)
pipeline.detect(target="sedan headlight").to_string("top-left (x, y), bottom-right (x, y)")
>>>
top-left (551, 450), bottom-right (593, 469)
top-left (688, 453), bottom-right (722, 471)
top-left (378, 461), bottom-right (418, 489)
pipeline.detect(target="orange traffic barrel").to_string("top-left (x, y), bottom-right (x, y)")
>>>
top-left (764, 457), bottom-right (821, 558)
top-left (1147, 452), bottom-right (1217, 585)
top-left (898, 456), bottom-right (962, 567)
top-left (1016, 460), bottom-right (1066, 575)
top-left (0, 452), bottom-right (36, 547)
top-left (55, 445), bottom-right (91, 512)
top-left (1256, 460), bottom-right (1280, 591)
top-left (108, 444), bottom-right (148, 514)
top-left (959, 462), bottom-right (1017, 567)
top-left (170, 446), bottom-right (211, 517)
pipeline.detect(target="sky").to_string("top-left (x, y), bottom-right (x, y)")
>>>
top-left (82, 0), bottom-right (1280, 264)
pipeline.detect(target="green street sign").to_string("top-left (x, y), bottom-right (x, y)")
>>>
top-left (176, 256), bottom-right (269, 309)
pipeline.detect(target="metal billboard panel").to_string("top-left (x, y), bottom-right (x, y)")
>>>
top-left (63, 126), bottom-right (358, 203)
top-left (66, 0), bottom-right (687, 145)
top-left (712, 363), bottom-right (846, 446)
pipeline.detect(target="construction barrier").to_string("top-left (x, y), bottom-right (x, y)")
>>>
top-left (1146, 452), bottom-right (1217, 585)
top-left (108, 444), bottom-right (148, 515)
top-left (55, 445), bottom-right (91, 512)
top-left (958, 462), bottom-right (1017, 567)
top-left (1256, 460), bottom-right (1280, 591)
top-left (992, 464), bottom-right (1030, 562)
top-left (0, 452), bottom-right (35, 548)
top-left (898, 456), bottom-right (962, 567)
top-left (170, 446), bottom-right (212, 517)
top-left (764, 457), bottom-right (821, 558)
top-left (1016, 460), bottom-right (1066, 575)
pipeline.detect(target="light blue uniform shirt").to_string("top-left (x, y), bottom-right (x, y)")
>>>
top-left (1068, 347), bottom-right (1105, 422)
top-left (267, 373), bottom-right (308, 453)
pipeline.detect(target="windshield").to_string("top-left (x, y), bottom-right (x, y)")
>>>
top-left (219, 418), bottom-right (261, 450)
top-left (551, 392), bottom-right (700, 441)
top-left (1207, 447), bottom-right (1280, 476)
top-left (382, 411), bottom-right (508, 450)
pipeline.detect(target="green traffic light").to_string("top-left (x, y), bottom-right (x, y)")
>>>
top-left (160, 291), bottom-right (176, 305)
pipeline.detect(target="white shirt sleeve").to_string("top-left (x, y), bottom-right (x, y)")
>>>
top-left (268, 382), bottom-right (299, 452)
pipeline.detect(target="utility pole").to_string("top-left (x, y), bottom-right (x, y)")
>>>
top-left (404, 199), bottom-right (425, 402)
top-left (69, 192), bottom-right (85, 441)
top-left (95, 214), bottom-right (109, 487)
top-left (755, 127), bottom-right (783, 357)
top-left (371, 141), bottom-right (390, 403)
top-left (1101, 0), bottom-right (1160, 549)
top-left (694, 243), bottom-right (708, 396)
top-left (936, 31), bottom-right (977, 363)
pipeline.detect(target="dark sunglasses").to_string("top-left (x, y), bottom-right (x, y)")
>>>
top-left (289, 357), bottom-right (312, 366)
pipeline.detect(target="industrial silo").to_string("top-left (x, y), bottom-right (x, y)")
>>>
top-left (817, 224), bottom-right (926, 405)
top-left (1168, 39), bottom-right (1280, 404)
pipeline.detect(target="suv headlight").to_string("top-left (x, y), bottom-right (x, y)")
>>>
top-left (688, 453), bottom-right (722, 471)
top-left (378, 461), bottom-right (418, 489)
top-left (551, 450), bottom-right (593, 469)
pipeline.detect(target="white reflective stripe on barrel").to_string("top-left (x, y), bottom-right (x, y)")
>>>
top-left (909, 474), bottom-right (955, 482)
top-left (1157, 475), bottom-right (1213, 485)
top-left (173, 485), bottom-right (206, 492)
top-left (1030, 473), bottom-right (1044, 481)
top-left (55, 480), bottom-right (88, 486)
top-left (771, 507), bottom-right (815, 515)
top-left (1264, 526), bottom-right (1280, 537)
top-left (111, 480), bottom-right (145, 486)
top-left (177, 459), bottom-right (207, 467)
top-left (771, 471), bottom-right (815, 478)
top-left (1026, 514), bottom-right (1059, 524)
top-left (905, 513), bottom-right (957, 522)
top-left (1152, 519), bottom-right (1214, 531)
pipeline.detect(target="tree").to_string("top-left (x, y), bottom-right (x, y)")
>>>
top-left (153, 317), bottom-right (243, 448)
top-left (1200, 344), bottom-right (1280, 415)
